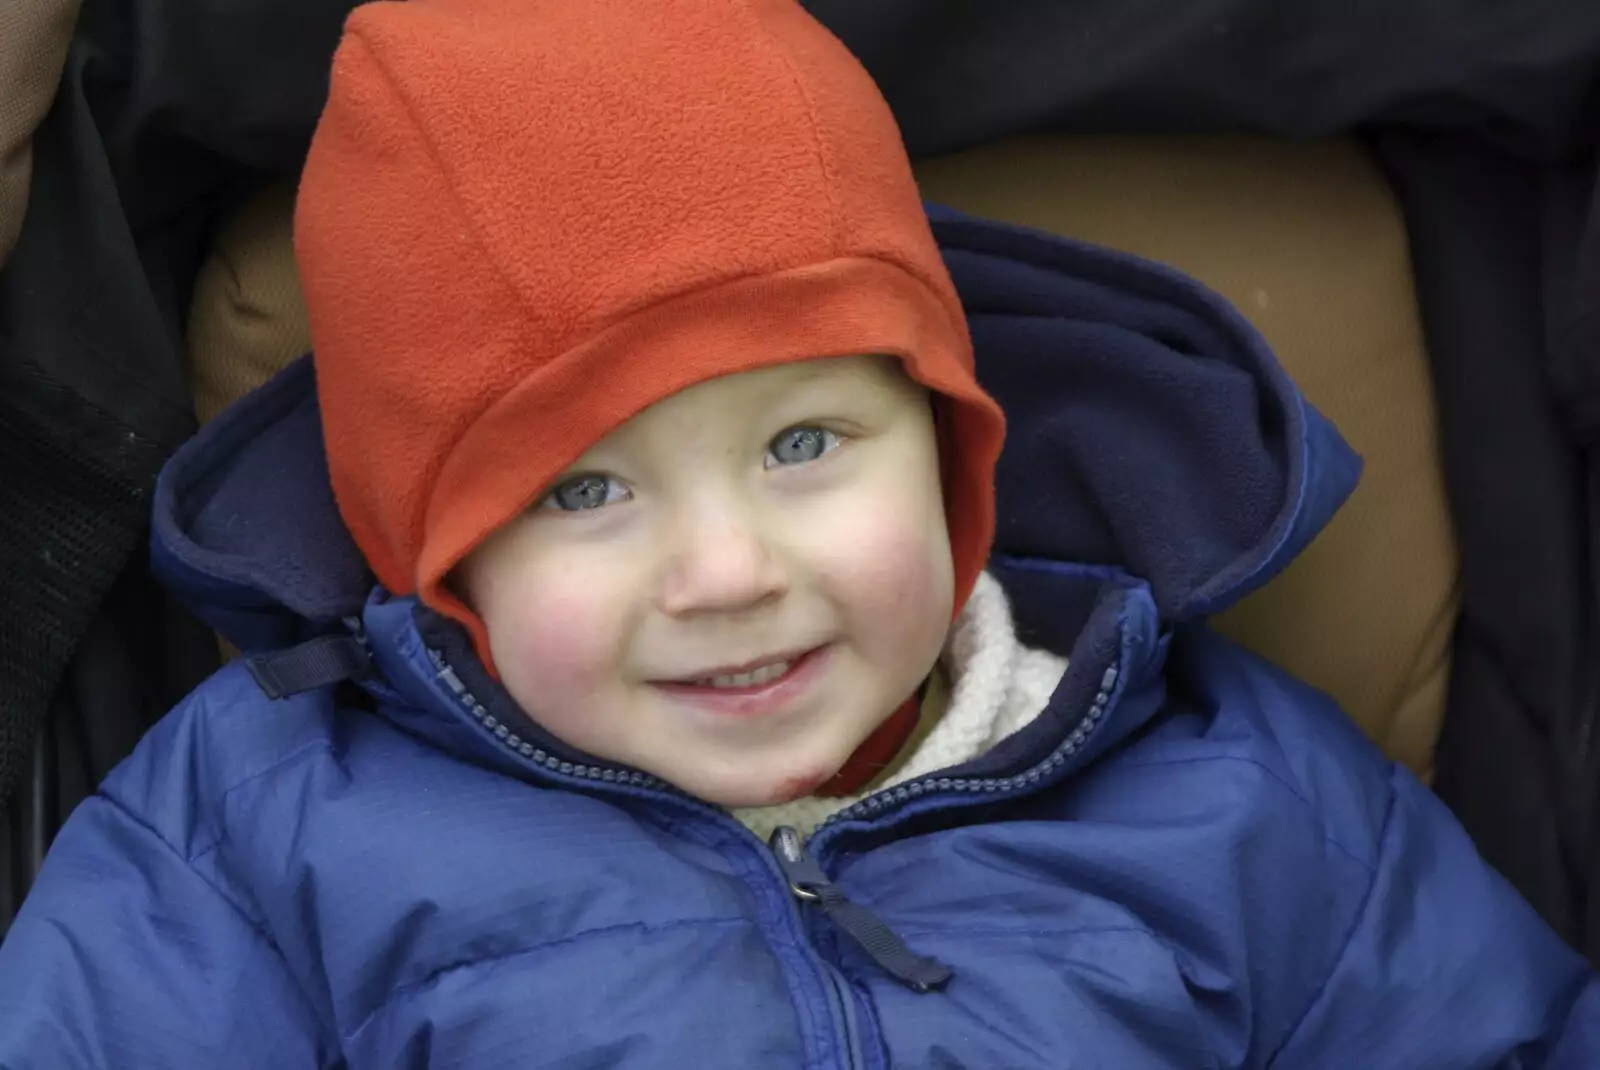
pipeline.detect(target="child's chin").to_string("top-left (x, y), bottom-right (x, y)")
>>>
top-left (750, 770), bottom-right (834, 808)
top-left (693, 769), bottom-right (835, 810)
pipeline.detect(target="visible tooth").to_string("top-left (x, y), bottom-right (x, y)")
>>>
top-left (700, 660), bottom-right (790, 689)
top-left (752, 661), bottom-right (789, 685)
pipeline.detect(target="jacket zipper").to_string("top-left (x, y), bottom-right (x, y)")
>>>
top-left (420, 641), bottom-right (1122, 991)
top-left (771, 825), bottom-right (951, 993)
top-left (425, 646), bottom-right (687, 794)
top-left (771, 826), bottom-right (882, 1069)
top-left (813, 662), bottom-right (1123, 833)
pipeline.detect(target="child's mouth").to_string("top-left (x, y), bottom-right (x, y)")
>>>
top-left (653, 646), bottom-right (830, 716)
top-left (690, 658), bottom-right (796, 690)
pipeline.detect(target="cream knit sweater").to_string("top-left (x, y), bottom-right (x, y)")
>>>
top-left (735, 572), bottom-right (1069, 840)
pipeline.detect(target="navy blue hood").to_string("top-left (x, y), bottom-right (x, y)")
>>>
top-left (152, 206), bottom-right (1360, 661)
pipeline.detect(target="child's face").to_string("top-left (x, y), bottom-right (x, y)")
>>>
top-left (456, 355), bottom-right (954, 808)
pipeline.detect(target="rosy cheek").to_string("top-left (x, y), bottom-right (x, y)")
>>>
top-left (828, 520), bottom-right (953, 625)
top-left (494, 587), bottom-right (616, 704)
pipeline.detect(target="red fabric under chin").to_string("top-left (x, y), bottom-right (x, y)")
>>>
top-left (813, 691), bottom-right (922, 798)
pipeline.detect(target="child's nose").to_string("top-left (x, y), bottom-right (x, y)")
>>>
top-left (658, 510), bottom-right (789, 618)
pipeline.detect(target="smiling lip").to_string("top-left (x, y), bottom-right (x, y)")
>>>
top-left (652, 645), bottom-right (831, 718)
top-left (663, 647), bottom-right (819, 686)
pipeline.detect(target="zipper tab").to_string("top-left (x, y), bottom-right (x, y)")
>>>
top-left (770, 826), bottom-right (952, 994)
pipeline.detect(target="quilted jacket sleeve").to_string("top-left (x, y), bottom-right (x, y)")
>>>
top-left (1267, 765), bottom-right (1600, 1068)
top-left (0, 791), bottom-right (336, 1068)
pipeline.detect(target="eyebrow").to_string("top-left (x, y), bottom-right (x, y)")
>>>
top-left (779, 354), bottom-right (900, 390)
top-left (783, 359), bottom-right (857, 384)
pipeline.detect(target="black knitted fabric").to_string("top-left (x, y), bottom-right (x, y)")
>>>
top-left (0, 356), bottom-right (170, 809)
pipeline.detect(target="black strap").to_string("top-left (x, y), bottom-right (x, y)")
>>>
top-left (769, 825), bottom-right (952, 993)
top-left (813, 883), bottom-right (954, 993)
top-left (246, 635), bottom-right (371, 700)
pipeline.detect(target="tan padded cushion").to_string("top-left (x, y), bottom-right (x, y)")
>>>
top-left (186, 182), bottom-right (311, 425)
top-left (915, 135), bottom-right (1457, 777)
top-left (0, 0), bottom-right (80, 268)
top-left (189, 137), bottom-right (1457, 777)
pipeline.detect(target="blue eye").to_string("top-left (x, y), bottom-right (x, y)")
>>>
top-left (541, 474), bottom-right (631, 512)
top-left (765, 426), bottom-right (841, 469)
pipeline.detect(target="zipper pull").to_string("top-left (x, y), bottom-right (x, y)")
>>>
top-left (769, 826), bottom-right (952, 994)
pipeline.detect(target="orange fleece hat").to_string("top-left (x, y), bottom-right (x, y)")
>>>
top-left (295, 0), bottom-right (1006, 664)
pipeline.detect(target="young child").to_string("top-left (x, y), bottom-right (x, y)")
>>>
top-left (1, 0), bottom-right (1596, 1065)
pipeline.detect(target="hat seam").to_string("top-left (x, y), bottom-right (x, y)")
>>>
top-left (341, 26), bottom-right (549, 364)
top-left (742, 0), bottom-right (841, 253)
